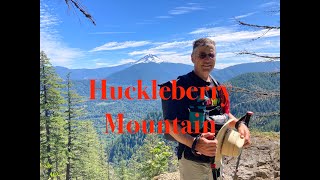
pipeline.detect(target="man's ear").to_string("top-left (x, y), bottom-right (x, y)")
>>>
top-left (191, 54), bottom-right (195, 64)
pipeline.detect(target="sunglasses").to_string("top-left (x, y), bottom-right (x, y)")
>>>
top-left (198, 52), bottom-right (215, 59)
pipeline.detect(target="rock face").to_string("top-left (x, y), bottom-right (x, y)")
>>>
top-left (154, 133), bottom-right (280, 180)
top-left (153, 172), bottom-right (180, 180)
top-left (222, 134), bottom-right (280, 180)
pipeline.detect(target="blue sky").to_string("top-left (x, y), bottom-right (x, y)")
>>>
top-left (40, 0), bottom-right (280, 69)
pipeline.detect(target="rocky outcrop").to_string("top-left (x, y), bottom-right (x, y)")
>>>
top-left (153, 172), bottom-right (180, 180)
top-left (222, 133), bottom-right (280, 180)
top-left (154, 132), bottom-right (280, 180)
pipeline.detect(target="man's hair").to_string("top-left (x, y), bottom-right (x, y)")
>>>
top-left (192, 38), bottom-right (216, 51)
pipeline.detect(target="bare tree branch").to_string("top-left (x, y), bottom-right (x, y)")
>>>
top-left (266, 9), bottom-right (280, 14)
top-left (230, 9), bottom-right (280, 120)
top-left (236, 19), bottom-right (279, 30)
top-left (255, 111), bottom-right (280, 117)
top-left (65, 0), bottom-right (96, 26)
top-left (250, 28), bottom-right (272, 41)
top-left (225, 84), bottom-right (280, 99)
top-left (236, 50), bottom-right (280, 60)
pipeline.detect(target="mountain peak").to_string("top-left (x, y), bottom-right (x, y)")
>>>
top-left (134, 54), bottom-right (164, 64)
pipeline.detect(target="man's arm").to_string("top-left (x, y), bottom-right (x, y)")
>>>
top-left (167, 121), bottom-right (218, 157)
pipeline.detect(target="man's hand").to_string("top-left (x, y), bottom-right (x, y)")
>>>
top-left (194, 132), bottom-right (217, 157)
top-left (229, 112), bottom-right (252, 148)
top-left (237, 123), bottom-right (251, 147)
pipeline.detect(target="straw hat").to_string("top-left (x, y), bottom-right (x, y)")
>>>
top-left (214, 119), bottom-right (245, 168)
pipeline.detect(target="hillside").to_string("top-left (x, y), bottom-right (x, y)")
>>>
top-left (212, 61), bottom-right (279, 82)
top-left (226, 72), bottom-right (280, 132)
top-left (55, 63), bottom-right (132, 80)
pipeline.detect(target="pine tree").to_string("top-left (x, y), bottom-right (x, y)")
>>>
top-left (138, 134), bottom-right (173, 179)
top-left (64, 72), bottom-right (86, 180)
top-left (116, 160), bottom-right (130, 180)
top-left (127, 155), bottom-right (140, 180)
top-left (40, 51), bottom-right (67, 179)
top-left (71, 121), bottom-right (108, 179)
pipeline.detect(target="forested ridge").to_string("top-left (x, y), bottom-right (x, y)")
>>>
top-left (228, 72), bottom-right (280, 131)
top-left (40, 51), bottom-right (279, 179)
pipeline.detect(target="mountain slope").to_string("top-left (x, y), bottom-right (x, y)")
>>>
top-left (211, 61), bottom-right (280, 82)
top-left (227, 72), bottom-right (280, 131)
top-left (54, 63), bottom-right (132, 80)
top-left (105, 62), bottom-right (194, 84)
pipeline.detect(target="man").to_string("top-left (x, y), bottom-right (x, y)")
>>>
top-left (159, 38), bottom-right (251, 180)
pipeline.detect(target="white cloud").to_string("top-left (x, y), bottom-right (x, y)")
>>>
top-left (234, 12), bottom-right (256, 19)
top-left (189, 26), bottom-right (280, 43)
top-left (153, 41), bottom-right (192, 50)
top-left (208, 29), bottom-right (280, 42)
top-left (189, 27), bottom-right (235, 35)
top-left (214, 51), bottom-right (280, 68)
top-left (129, 49), bottom-right (158, 56)
top-left (127, 26), bottom-right (279, 69)
top-left (155, 16), bottom-right (172, 19)
top-left (169, 5), bottom-right (204, 15)
top-left (241, 39), bottom-right (280, 51)
top-left (187, 27), bottom-right (280, 54)
top-left (240, 52), bottom-right (280, 59)
top-left (154, 3), bottom-right (203, 23)
top-left (259, 1), bottom-right (279, 8)
top-left (217, 52), bottom-right (238, 59)
top-left (40, 1), bottom-right (84, 67)
top-left (129, 49), bottom-right (178, 56)
top-left (217, 52), bottom-right (267, 62)
top-left (90, 41), bottom-right (151, 52)
top-left (41, 37), bottom-right (84, 66)
top-left (128, 40), bottom-right (193, 57)
top-left (76, 58), bottom-right (137, 69)
top-left (89, 32), bottom-right (135, 34)
top-left (159, 54), bottom-right (192, 65)
top-left (95, 58), bottom-right (136, 67)
top-left (109, 59), bottom-right (136, 66)
top-left (262, 39), bottom-right (280, 47)
top-left (216, 38), bottom-right (280, 53)
top-left (40, 4), bottom-right (59, 30)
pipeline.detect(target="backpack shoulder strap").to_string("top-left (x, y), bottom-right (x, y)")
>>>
top-left (209, 74), bottom-right (220, 87)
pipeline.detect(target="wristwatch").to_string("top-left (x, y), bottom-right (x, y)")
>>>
top-left (191, 134), bottom-right (201, 156)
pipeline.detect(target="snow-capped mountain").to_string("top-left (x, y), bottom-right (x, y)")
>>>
top-left (54, 53), bottom-right (280, 83)
top-left (133, 54), bottom-right (165, 64)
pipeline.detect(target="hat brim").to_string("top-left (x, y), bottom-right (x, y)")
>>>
top-left (214, 118), bottom-right (236, 168)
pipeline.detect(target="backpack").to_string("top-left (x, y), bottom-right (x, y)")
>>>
top-left (158, 73), bottom-right (228, 141)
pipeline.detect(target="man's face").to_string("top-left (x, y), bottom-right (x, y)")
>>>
top-left (191, 44), bottom-right (216, 73)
